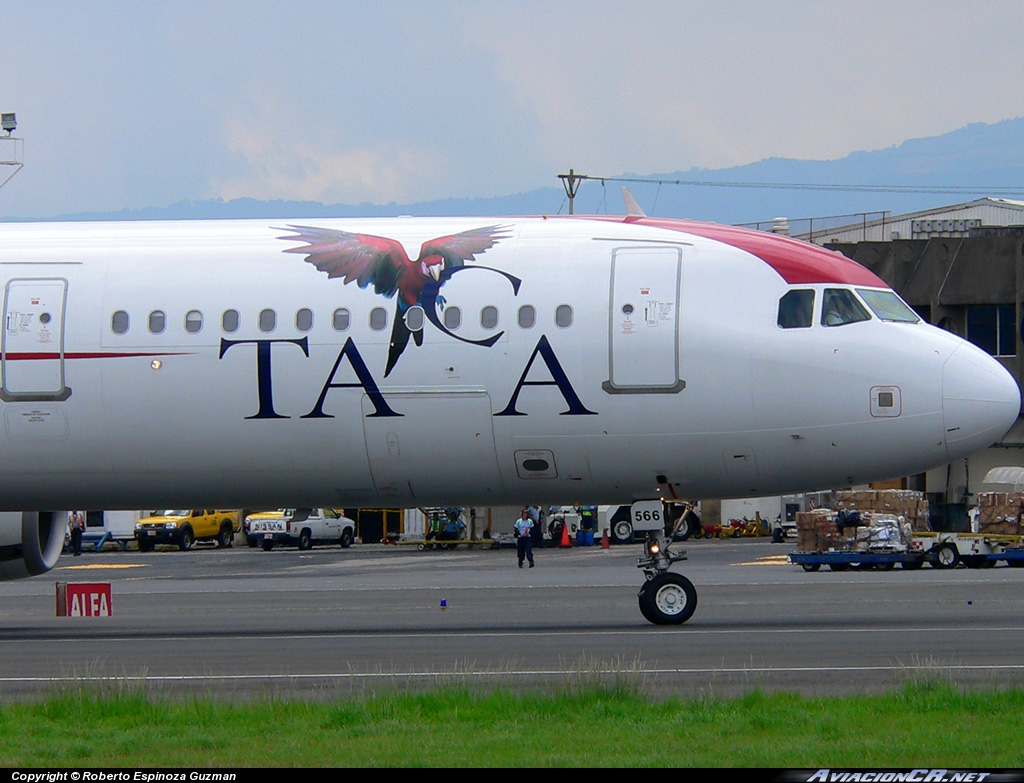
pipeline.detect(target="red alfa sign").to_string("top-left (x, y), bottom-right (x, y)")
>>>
top-left (56, 582), bottom-right (112, 617)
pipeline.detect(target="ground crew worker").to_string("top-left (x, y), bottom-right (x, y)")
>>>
top-left (528, 505), bottom-right (544, 548)
top-left (443, 508), bottom-right (465, 541)
top-left (427, 512), bottom-right (442, 542)
top-left (578, 505), bottom-right (595, 532)
top-left (513, 509), bottom-right (535, 568)
top-left (69, 510), bottom-right (85, 556)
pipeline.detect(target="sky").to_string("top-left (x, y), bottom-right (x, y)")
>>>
top-left (1, 0), bottom-right (1024, 219)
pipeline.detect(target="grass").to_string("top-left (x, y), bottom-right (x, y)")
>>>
top-left (0, 677), bottom-right (1022, 767)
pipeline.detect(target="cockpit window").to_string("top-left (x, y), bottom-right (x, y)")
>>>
top-left (856, 289), bottom-right (920, 323)
top-left (821, 288), bottom-right (871, 327)
top-left (777, 290), bottom-right (815, 329)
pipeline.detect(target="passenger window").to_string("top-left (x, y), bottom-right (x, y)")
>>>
top-left (481, 306), bottom-right (498, 329)
top-left (369, 307), bottom-right (388, 331)
top-left (111, 310), bottom-right (129, 334)
top-left (295, 308), bottom-right (313, 332)
top-left (777, 290), bottom-right (814, 329)
top-left (518, 305), bottom-right (535, 329)
top-left (185, 310), bottom-right (203, 334)
top-left (555, 304), bottom-right (573, 328)
top-left (443, 306), bottom-right (462, 330)
top-left (148, 310), bottom-right (166, 334)
top-left (222, 309), bottom-right (240, 333)
top-left (259, 308), bottom-right (277, 333)
top-left (821, 289), bottom-right (871, 327)
top-left (405, 306), bottom-right (424, 331)
top-left (333, 308), bottom-right (350, 331)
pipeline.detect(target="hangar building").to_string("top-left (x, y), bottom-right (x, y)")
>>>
top-left (795, 197), bottom-right (1024, 245)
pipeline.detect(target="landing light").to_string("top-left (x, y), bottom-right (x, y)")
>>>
top-left (150, 360), bottom-right (162, 370)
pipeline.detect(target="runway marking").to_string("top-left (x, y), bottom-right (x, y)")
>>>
top-left (5, 624), bottom-right (1024, 645)
top-left (737, 555), bottom-right (791, 565)
top-left (57, 563), bottom-right (146, 571)
top-left (2, 661), bottom-right (1024, 686)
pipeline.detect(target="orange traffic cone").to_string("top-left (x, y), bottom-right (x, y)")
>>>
top-left (560, 522), bottom-right (572, 548)
top-left (601, 528), bottom-right (610, 549)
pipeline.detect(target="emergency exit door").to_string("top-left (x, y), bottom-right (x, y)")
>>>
top-left (2, 278), bottom-right (71, 401)
top-left (604, 246), bottom-right (685, 393)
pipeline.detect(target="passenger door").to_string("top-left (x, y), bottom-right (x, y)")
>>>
top-left (604, 246), bottom-right (685, 393)
top-left (2, 278), bottom-right (71, 401)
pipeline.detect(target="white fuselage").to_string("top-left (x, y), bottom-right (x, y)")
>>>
top-left (0, 216), bottom-right (1017, 511)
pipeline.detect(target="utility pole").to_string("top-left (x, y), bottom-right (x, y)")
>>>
top-left (558, 168), bottom-right (585, 215)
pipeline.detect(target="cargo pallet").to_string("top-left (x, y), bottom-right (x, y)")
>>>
top-left (790, 532), bottom-right (1024, 571)
top-left (789, 549), bottom-right (924, 571)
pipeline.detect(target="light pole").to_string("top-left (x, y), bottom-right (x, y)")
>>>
top-left (0, 111), bottom-right (23, 193)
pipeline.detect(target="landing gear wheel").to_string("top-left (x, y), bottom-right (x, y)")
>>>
top-left (638, 573), bottom-right (697, 625)
top-left (801, 562), bottom-right (821, 572)
top-left (298, 529), bottom-right (312, 551)
top-left (931, 543), bottom-right (959, 569)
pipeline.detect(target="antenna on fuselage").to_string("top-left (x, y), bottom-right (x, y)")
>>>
top-left (621, 187), bottom-right (647, 218)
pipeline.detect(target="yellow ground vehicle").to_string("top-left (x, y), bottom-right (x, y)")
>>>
top-left (135, 509), bottom-right (240, 551)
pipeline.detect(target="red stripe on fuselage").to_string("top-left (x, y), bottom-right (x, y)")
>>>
top-left (2, 352), bottom-right (189, 360)
top-left (567, 215), bottom-right (886, 287)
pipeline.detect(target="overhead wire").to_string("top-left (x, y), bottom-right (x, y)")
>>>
top-left (566, 174), bottom-right (1024, 197)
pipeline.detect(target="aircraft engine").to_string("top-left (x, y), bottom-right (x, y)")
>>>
top-left (0, 511), bottom-right (66, 580)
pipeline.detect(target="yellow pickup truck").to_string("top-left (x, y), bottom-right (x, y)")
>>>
top-left (135, 509), bottom-right (240, 551)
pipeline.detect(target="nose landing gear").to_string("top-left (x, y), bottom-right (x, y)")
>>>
top-left (635, 517), bottom-right (697, 625)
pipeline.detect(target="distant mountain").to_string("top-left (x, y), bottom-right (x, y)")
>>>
top-left (24, 117), bottom-right (1024, 226)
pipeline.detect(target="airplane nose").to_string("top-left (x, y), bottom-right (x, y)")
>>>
top-left (943, 342), bottom-right (1021, 460)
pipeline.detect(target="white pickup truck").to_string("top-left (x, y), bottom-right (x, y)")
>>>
top-left (244, 508), bottom-right (356, 551)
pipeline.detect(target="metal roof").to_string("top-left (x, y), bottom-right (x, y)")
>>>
top-left (795, 198), bottom-right (1024, 244)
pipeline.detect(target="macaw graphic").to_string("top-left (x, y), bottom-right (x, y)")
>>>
top-left (278, 224), bottom-right (520, 376)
